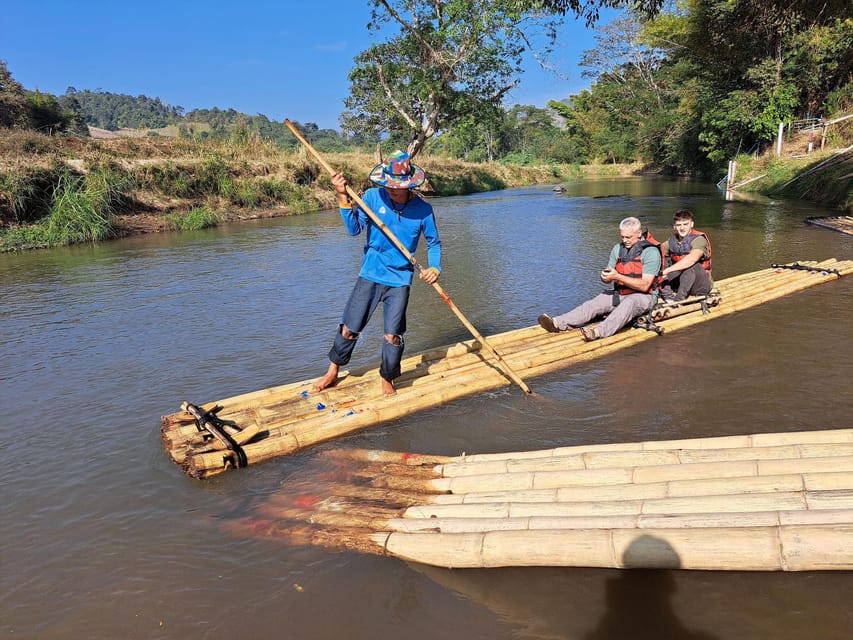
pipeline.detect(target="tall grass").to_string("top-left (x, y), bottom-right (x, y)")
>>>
top-left (43, 172), bottom-right (116, 244)
top-left (0, 166), bottom-right (130, 250)
top-left (165, 205), bottom-right (221, 231)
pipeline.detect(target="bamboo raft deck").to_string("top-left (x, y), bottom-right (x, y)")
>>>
top-left (232, 427), bottom-right (853, 571)
top-left (161, 259), bottom-right (851, 479)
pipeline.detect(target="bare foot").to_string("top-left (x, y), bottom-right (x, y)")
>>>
top-left (381, 378), bottom-right (397, 397)
top-left (313, 363), bottom-right (340, 392)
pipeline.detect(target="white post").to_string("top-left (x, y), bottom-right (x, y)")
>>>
top-left (776, 122), bottom-right (784, 156)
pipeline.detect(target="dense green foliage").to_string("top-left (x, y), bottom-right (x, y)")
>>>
top-left (544, 1), bottom-right (852, 174)
top-left (1, 61), bottom-right (89, 135)
top-left (180, 109), bottom-right (353, 151)
top-left (0, 61), bottom-right (30, 128)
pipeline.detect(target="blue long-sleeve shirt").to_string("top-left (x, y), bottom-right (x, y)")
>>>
top-left (341, 188), bottom-right (442, 287)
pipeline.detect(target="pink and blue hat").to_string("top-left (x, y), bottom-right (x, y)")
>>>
top-left (369, 150), bottom-right (426, 189)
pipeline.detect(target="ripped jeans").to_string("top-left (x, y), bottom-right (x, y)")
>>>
top-left (328, 277), bottom-right (410, 381)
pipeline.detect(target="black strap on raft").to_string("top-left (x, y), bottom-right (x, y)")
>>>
top-left (771, 262), bottom-right (842, 276)
top-left (632, 289), bottom-right (664, 335)
top-left (183, 402), bottom-right (248, 469)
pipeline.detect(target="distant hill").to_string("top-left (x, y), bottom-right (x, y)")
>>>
top-left (69, 88), bottom-right (181, 130)
top-left (69, 89), bottom-right (352, 150)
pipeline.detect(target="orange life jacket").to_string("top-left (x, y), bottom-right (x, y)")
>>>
top-left (615, 231), bottom-right (663, 295)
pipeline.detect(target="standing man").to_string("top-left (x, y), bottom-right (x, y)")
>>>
top-left (537, 217), bottom-right (661, 341)
top-left (313, 151), bottom-right (442, 397)
top-left (660, 209), bottom-right (713, 301)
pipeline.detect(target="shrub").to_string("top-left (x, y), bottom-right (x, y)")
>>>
top-left (43, 172), bottom-right (115, 244)
top-left (165, 205), bottom-right (221, 231)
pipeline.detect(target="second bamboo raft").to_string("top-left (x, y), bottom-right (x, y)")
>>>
top-left (162, 259), bottom-right (851, 478)
top-left (231, 427), bottom-right (853, 571)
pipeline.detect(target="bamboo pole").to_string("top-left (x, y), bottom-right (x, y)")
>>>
top-left (372, 524), bottom-right (853, 570)
top-left (307, 442), bottom-right (853, 497)
top-left (422, 455), bottom-right (853, 495)
top-left (433, 442), bottom-right (853, 477)
top-left (265, 469), bottom-right (853, 513)
top-left (231, 518), bottom-right (853, 570)
top-left (384, 509), bottom-right (853, 533)
top-left (399, 489), bottom-right (853, 520)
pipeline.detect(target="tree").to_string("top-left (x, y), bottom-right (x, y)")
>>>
top-left (0, 61), bottom-right (30, 128)
top-left (58, 92), bottom-right (90, 136)
top-left (26, 90), bottom-right (66, 134)
top-left (341, 1), bottom-right (672, 158)
top-left (343, 0), bottom-right (557, 157)
top-left (538, 0), bottom-right (666, 25)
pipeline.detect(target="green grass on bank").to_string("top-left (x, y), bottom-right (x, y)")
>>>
top-left (165, 205), bottom-right (221, 231)
top-left (4, 127), bottom-right (846, 253)
top-left (733, 148), bottom-right (852, 213)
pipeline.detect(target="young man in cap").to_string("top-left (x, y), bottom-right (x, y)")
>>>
top-left (313, 151), bottom-right (442, 396)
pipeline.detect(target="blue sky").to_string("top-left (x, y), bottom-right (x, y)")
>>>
top-left (3, 1), bottom-right (616, 130)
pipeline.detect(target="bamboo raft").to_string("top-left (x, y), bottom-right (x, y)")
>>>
top-left (230, 427), bottom-right (853, 570)
top-left (806, 215), bottom-right (853, 236)
top-left (161, 259), bottom-right (851, 479)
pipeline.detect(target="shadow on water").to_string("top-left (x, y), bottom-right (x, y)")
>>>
top-left (583, 537), bottom-right (716, 640)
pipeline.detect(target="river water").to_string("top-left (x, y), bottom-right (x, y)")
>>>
top-left (2, 178), bottom-right (851, 639)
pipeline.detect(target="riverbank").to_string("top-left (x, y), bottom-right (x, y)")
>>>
top-left (0, 130), bottom-right (644, 252)
top-left (4, 127), bottom-right (849, 254)
top-left (730, 147), bottom-right (852, 213)
top-left (726, 120), bottom-right (852, 213)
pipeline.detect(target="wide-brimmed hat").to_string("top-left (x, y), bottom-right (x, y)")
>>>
top-left (369, 150), bottom-right (426, 189)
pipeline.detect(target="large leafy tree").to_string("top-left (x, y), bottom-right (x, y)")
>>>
top-left (342, 0), bottom-right (556, 157)
top-left (342, 0), bottom-right (668, 157)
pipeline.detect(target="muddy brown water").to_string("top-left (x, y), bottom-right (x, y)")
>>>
top-left (2, 178), bottom-right (851, 639)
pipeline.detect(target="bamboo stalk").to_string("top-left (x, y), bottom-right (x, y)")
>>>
top-left (226, 514), bottom-right (853, 571)
top-left (280, 470), bottom-right (853, 514)
top-left (383, 508), bottom-right (853, 533)
top-left (372, 524), bottom-right (853, 570)
top-left (402, 489), bottom-right (853, 520)
top-left (434, 442), bottom-right (853, 477)
top-left (421, 455), bottom-right (853, 495)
